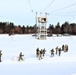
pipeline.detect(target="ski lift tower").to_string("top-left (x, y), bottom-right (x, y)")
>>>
top-left (38, 13), bottom-right (48, 40)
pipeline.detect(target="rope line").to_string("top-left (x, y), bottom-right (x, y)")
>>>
top-left (50, 3), bottom-right (76, 13)
top-left (42, 0), bottom-right (55, 12)
top-left (28, 0), bottom-right (33, 12)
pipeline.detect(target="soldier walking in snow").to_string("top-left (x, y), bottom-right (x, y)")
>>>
top-left (43, 48), bottom-right (46, 57)
top-left (51, 49), bottom-right (54, 57)
top-left (64, 45), bottom-right (68, 52)
top-left (36, 48), bottom-right (40, 57)
top-left (0, 50), bottom-right (2, 62)
top-left (58, 48), bottom-right (61, 56)
top-left (18, 52), bottom-right (24, 61)
top-left (62, 45), bottom-right (65, 51)
top-left (39, 49), bottom-right (43, 60)
top-left (55, 46), bottom-right (58, 54)
top-left (66, 45), bottom-right (68, 52)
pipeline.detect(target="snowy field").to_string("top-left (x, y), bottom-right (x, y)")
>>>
top-left (0, 34), bottom-right (76, 75)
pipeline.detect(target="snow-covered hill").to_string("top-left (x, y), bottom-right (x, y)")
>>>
top-left (0, 34), bottom-right (76, 75)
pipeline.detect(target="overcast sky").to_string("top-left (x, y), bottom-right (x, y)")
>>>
top-left (0, 0), bottom-right (76, 26)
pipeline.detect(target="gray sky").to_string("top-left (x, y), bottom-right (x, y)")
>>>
top-left (0, 0), bottom-right (76, 26)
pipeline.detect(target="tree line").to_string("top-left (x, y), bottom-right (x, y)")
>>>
top-left (0, 22), bottom-right (37, 34)
top-left (48, 22), bottom-right (76, 35)
top-left (0, 21), bottom-right (76, 35)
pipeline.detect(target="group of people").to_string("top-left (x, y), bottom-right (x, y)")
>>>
top-left (0, 44), bottom-right (68, 62)
top-left (36, 44), bottom-right (68, 60)
top-left (50, 44), bottom-right (68, 57)
top-left (36, 48), bottom-right (46, 60)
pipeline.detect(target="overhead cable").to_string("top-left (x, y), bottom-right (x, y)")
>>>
top-left (28, 0), bottom-right (33, 12)
top-left (42, 0), bottom-right (55, 12)
top-left (50, 3), bottom-right (76, 13)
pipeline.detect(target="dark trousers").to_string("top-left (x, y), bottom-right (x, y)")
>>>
top-left (0, 57), bottom-right (2, 62)
top-left (18, 57), bottom-right (23, 61)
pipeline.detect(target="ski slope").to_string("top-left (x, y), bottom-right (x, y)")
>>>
top-left (0, 34), bottom-right (76, 75)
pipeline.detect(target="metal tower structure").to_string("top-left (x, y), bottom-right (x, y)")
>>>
top-left (37, 13), bottom-right (48, 40)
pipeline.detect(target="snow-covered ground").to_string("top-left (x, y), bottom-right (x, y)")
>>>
top-left (0, 34), bottom-right (76, 75)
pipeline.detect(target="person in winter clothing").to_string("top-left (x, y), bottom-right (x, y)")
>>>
top-left (51, 49), bottom-right (54, 57)
top-left (0, 50), bottom-right (2, 62)
top-left (43, 48), bottom-right (46, 57)
top-left (55, 46), bottom-right (58, 54)
top-left (58, 48), bottom-right (61, 56)
top-left (64, 45), bottom-right (68, 52)
top-left (36, 48), bottom-right (40, 57)
top-left (18, 52), bottom-right (24, 61)
top-left (39, 49), bottom-right (43, 60)
top-left (62, 45), bottom-right (65, 51)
